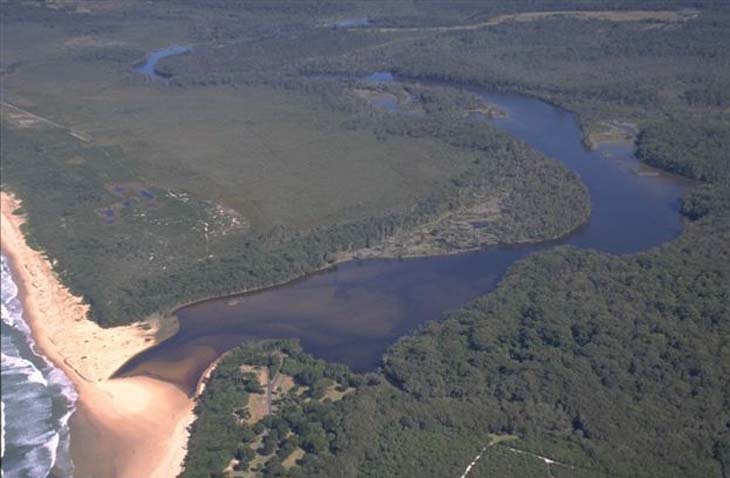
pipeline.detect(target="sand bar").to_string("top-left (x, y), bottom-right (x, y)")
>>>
top-left (1, 191), bottom-right (193, 478)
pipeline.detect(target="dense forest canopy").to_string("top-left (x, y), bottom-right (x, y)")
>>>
top-left (184, 121), bottom-right (730, 478)
top-left (637, 116), bottom-right (730, 183)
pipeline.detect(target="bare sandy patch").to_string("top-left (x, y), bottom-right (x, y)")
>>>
top-left (240, 365), bottom-right (270, 424)
top-left (351, 193), bottom-right (503, 259)
top-left (272, 373), bottom-right (295, 395)
top-left (585, 120), bottom-right (638, 150)
top-left (2, 103), bottom-right (50, 129)
top-left (282, 447), bottom-right (306, 469)
top-left (2, 102), bottom-right (92, 141)
top-left (69, 376), bottom-right (195, 478)
top-left (322, 384), bottom-right (355, 402)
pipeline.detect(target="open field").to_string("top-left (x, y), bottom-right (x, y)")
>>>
top-left (2, 24), bottom-right (480, 231)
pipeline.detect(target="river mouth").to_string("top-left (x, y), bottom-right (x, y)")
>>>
top-left (115, 77), bottom-right (690, 396)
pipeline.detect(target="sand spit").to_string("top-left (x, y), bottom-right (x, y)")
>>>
top-left (1, 191), bottom-right (194, 478)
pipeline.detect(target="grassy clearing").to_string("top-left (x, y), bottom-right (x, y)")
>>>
top-left (238, 365), bottom-right (270, 424)
top-left (321, 384), bottom-right (355, 402)
top-left (2, 21), bottom-right (479, 232)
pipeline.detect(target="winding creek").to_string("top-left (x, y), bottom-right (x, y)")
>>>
top-left (133, 45), bottom-right (192, 79)
top-left (118, 51), bottom-right (689, 395)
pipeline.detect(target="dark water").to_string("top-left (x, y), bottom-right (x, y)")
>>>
top-left (116, 84), bottom-right (688, 395)
top-left (133, 45), bottom-right (191, 79)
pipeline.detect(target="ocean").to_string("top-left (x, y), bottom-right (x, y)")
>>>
top-left (1, 254), bottom-right (77, 478)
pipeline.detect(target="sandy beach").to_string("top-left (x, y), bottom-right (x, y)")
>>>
top-left (1, 191), bottom-right (193, 478)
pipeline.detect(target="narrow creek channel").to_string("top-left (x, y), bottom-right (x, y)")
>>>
top-left (117, 62), bottom-right (689, 395)
top-left (133, 45), bottom-right (192, 79)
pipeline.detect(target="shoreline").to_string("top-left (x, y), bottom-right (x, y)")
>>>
top-left (163, 215), bottom-right (586, 320)
top-left (0, 191), bottom-right (193, 478)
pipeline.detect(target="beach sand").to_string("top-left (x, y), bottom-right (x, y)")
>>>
top-left (1, 191), bottom-right (194, 478)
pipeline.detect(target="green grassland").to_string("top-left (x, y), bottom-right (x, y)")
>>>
top-left (2, 20), bottom-right (482, 231)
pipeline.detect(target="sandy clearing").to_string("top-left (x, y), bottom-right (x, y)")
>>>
top-left (240, 365), bottom-right (270, 423)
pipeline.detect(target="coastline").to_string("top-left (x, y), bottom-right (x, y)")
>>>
top-left (0, 191), bottom-right (193, 478)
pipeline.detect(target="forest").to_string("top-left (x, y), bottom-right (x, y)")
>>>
top-left (1, 1), bottom-right (729, 477)
top-left (182, 119), bottom-right (730, 477)
top-left (167, 2), bottom-right (729, 477)
top-left (637, 116), bottom-right (730, 183)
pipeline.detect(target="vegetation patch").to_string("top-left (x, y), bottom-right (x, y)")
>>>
top-left (182, 341), bottom-right (370, 478)
top-left (636, 116), bottom-right (730, 182)
top-left (349, 193), bottom-right (503, 259)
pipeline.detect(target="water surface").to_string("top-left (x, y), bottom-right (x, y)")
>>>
top-left (134, 45), bottom-right (191, 80)
top-left (1, 255), bottom-right (77, 478)
top-left (117, 83), bottom-right (688, 395)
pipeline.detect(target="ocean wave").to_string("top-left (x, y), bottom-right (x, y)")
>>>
top-left (1, 352), bottom-right (49, 387)
top-left (1, 254), bottom-right (77, 477)
top-left (1, 400), bottom-right (5, 463)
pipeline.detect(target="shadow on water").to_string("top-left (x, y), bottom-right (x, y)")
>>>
top-left (116, 73), bottom-right (690, 395)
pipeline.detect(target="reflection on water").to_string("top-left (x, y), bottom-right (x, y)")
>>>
top-left (116, 82), bottom-right (689, 395)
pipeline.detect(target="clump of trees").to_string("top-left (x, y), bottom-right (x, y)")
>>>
top-left (636, 116), bottom-right (730, 182)
top-left (181, 340), bottom-right (375, 478)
